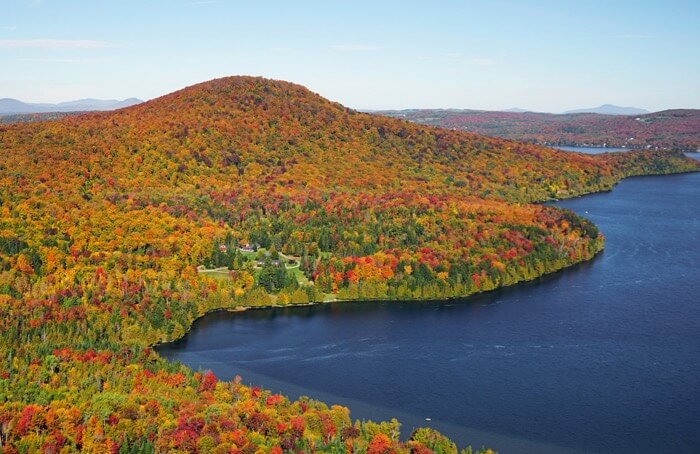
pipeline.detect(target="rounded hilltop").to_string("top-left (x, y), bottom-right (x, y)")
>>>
top-left (58, 74), bottom-right (647, 203)
top-left (127, 75), bottom-right (350, 123)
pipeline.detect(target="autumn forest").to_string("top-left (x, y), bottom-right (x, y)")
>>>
top-left (0, 76), bottom-right (698, 453)
top-left (378, 108), bottom-right (700, 151)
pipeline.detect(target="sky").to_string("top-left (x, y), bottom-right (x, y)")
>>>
top-left (1, 0), bottom-right (699, 112)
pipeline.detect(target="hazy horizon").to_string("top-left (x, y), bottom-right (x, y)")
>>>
top-left (3, 93), bottom-right (688, 116)
top-left (2, 0), bottom-right (699, 112)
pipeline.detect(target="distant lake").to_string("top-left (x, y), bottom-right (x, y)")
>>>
top-left (553, 146), bottom-right (629, 154)
top-left (157, 170), bottom-right (700, 454)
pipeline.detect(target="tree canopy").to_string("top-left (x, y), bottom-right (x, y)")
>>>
top-left (0, 76), bottom-right (697, 452)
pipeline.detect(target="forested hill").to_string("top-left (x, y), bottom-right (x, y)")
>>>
top-left (0, 76), bottom-right (697, 453)
top-left (376, 108), bottom-right (700, 151)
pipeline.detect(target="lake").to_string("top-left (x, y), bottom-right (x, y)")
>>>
top-left (553, 146), bottom-right (629, 154)
top-left (157, 170), bottom-right (700, 453)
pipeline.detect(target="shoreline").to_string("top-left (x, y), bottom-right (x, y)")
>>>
top-left (153, 162), bottom-right (699, 350)
top-left (152, 238), bottom-right (605, 348)
top-left (153, 165), bottom-right (700, 349)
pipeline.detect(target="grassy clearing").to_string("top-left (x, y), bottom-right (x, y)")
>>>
top-left (198, 268), bottom-right (231, 282)
top-left (239, 250), bottom-right (258, 261)
top-left (200, 248), bottom-right (338, 290)
top-left (288, 266), bottom-right (310, 286)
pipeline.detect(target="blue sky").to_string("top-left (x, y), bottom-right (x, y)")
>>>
top-left (2, 0), bottom-right (699, 112)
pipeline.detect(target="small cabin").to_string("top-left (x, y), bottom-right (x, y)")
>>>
top-left (240, 243), bottom-right (256, 252)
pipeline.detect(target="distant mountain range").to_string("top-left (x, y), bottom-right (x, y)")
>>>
top-left (501, 107), bottom-right (531, 113)
top-left (500, 105), bottom-right (649, 115)
top-left (563, 104), bottom-right (649, 115)
top-left (0, 97), bottom-right (143, 115)
top-left (383, 105), bottom-right (650, 115)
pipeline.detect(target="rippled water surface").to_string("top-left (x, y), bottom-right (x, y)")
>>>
top-left (158, 170), bottom-right (700, 453)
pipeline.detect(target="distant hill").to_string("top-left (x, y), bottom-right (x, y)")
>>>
top-left (564, 104), bottom-right (649, 115)
top-left (502, 107), bottom-right (531, 113)
top-left (0, 97), bottom-right (142, 114)
top-left (376, 108), bottom-right (700, 150)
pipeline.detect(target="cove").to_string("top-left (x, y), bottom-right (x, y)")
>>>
top-left (157, 170), bottom-right (700, 454)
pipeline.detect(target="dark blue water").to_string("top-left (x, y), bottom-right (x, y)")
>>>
top-left (157, 170), bottom-right (700, 454)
